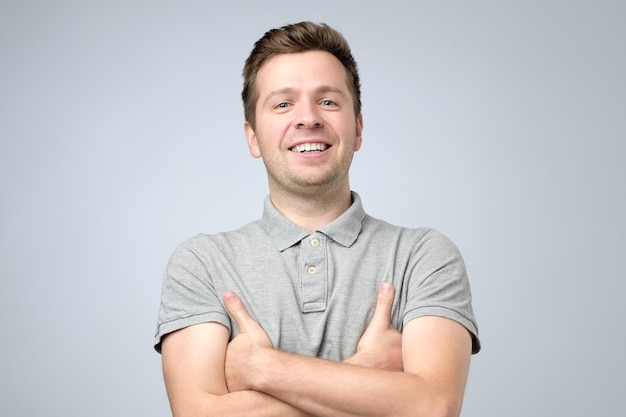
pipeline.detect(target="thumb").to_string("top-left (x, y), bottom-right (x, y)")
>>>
top-left (223, 290), bottom-right (253, 333)
top-left (370, 282), bottom-right (395, 328)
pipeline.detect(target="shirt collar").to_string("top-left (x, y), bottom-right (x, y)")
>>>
top-left (261, 191), bottom-right (366, 251)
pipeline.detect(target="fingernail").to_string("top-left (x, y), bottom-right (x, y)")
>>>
top-left (223, 291), bottom-right (236, 303)
top-left (381, 282), bottom-right (392, 294)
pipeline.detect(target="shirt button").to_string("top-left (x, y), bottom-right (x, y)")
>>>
top-left (307, 266), bottom-right (317, 275)
top-left (310, 238), bottom-right (320, 247)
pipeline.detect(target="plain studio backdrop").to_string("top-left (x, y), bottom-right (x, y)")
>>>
top-left (1, 1), bottom-right (624, 416)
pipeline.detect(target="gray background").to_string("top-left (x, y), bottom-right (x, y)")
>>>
top-left (1, 1), bottom-right (624, 416)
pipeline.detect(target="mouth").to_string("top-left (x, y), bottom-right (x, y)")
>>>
top-left (289, 143), bottom-right (330, 153)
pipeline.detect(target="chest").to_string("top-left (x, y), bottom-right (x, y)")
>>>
top-left (214, 232), bottom-right (410, 360)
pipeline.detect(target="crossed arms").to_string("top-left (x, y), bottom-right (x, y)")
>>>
top-left (161, 283), bottom-right (472, 417)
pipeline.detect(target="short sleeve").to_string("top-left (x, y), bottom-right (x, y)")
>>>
top-left (153, 237), bottom-right (231, 353)
top-left (402, 229), bottom-right (481, 354)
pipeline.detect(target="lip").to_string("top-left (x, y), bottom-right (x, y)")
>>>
top-left (287, 140), bottom-right (333, 161)
top-left (287, 138), bottom-right (332, 152)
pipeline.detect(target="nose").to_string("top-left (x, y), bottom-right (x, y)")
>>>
top-left (296, 101), bottom-right (323, 129)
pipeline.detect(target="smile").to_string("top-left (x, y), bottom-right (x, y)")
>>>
top-left (289, 143), bottom-right (329, 153)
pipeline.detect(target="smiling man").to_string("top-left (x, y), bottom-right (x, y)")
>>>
top-left (245, 49), bottom-right (363, 231)
top-left (155, 21), bottom-right (480, 417)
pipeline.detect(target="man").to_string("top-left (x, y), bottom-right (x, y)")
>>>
top-left (155, 21), bottom-right (480, 417)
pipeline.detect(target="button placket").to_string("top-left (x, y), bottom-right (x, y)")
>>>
top-left (300, 233), bottom-right (327, 312)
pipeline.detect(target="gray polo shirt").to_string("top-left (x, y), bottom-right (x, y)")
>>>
top-left (155, 192), bottom-right (480, 358)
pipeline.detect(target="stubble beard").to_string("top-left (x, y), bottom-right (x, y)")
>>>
top-left (266, 160), bottom-right (351, 200)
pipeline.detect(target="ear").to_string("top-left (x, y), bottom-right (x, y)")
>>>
top-left (244, 121), bottom-right (262, 158)
top-left (354, 113), bottom-right (364, 151)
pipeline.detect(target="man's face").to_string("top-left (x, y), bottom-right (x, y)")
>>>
top-left (245, 50), bottom-right (363, 195)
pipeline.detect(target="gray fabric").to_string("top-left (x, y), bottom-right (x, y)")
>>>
top-left (154, 192), bottom-right (480, 357)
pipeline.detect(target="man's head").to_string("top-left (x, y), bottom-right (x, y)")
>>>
top-left (242, 21), bottom-right (361, 129)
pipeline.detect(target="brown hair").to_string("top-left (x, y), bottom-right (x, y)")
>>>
top-left (242, 21), bottom-right (361, 129)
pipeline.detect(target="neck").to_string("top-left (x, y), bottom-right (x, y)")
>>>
top-left (268, 183), bottom-right (353, 232)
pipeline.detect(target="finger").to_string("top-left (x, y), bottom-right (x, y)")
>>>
top-left (370, 282), bottom-right (395, 328)
top-left (223, 290), bottom-right (254, 332)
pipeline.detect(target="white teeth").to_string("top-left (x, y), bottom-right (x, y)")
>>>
top-left (291, 143), bottom-right (328, 153)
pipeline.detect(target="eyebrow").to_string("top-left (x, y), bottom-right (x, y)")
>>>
top-left (262, 88), bottom-right (297, 108)
top-left (262, 86), bottom-right (348, 108)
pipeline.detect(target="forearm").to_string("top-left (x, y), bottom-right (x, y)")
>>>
top-left (248, 349), bottom-right (435, 417)
top-left (221, 288), bottom-right (470, 417)
top-left (160, 322), bottom-right (316, 417)
top-left (170, 388), bottom-right (315, 417)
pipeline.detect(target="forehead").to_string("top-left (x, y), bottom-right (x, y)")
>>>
top-left (256, 50), bottom-right (350, 96)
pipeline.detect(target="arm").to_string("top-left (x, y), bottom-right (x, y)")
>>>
top-left (161, 322), bottom-right (314, 417)
top-left (161, 282), bottom-right (404, 417)
top-left (225, 283), bottom-right (472, 417)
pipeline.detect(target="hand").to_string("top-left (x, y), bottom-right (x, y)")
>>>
top-left (223, 290), bottom-right (274, 392)
top-left (345, 282), bottom-right (403, 371)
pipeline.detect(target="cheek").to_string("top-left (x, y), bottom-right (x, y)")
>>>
top-left (261, 120), bottom-right (290, 144)
top-left (251, 126), bottom-right (281, 157)
top-left (337, 120), bottom-right (361, 150)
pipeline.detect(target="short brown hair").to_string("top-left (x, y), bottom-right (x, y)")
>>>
top-left (242, 21), bottom-right (361, 129)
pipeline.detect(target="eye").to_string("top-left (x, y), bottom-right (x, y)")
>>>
top-left (320, 99), bottom-right (337, 106)
top-left (276, 102), bottom-right (290, 109)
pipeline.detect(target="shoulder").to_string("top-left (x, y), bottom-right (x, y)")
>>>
top-left (361, 216), bottom-right (465, 270)
top-left (362, 214), bottom-right (453, 247)
top-left (171, 219), bottom-right (266, 256)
